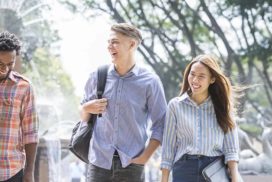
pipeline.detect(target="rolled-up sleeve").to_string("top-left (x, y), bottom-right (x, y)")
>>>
top-left (147, 76), bottom-right (167, 143)
top-left (81, 71), bottom-right (97, 105)
top-left (223, 124), bottom-right (240, 163)
top-left (21, 85), bottom-right (39, 144)
top-left (161, 101), bottom-right (177, 170)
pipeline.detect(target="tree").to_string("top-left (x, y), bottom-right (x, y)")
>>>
top-left (0, 0), bottom-right (79, 120)
top-left (60, 0), bottom-right (272, 119)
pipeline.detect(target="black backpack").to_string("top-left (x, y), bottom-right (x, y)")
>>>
top-left (68, 65), bottom-right (109, 163)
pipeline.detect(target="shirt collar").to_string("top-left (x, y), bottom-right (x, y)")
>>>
top-left (7, 71), bottom-right (18, 83)
top-left (177, 92), bottom-right (190, 102)
top-left (178, 92), bottom-right (212, 107)
top-left (108, 64), bottom-right (140, 77)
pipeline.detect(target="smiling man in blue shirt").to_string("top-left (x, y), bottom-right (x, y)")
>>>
top-left (80, 23), bottom-right (167, 182)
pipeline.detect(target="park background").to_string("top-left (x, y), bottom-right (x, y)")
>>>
top-left (0, 0), bottom-right (271, 181)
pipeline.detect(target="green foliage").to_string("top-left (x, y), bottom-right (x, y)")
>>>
top-left (21, 48), bottom-right (79, 120)
top-left (0, 0), bottom-right (79, 121)
top-left (224, 0), bottom-right (272, 10)
top-left (0, 9), bottom-right (23, 35)
top-left (239, 123), bottom-right (263, 137)
top-left (59, 0), bottom-right (272, 118)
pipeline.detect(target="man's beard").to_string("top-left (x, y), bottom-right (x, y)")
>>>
top-left (0, 69), bottom-right (11, 81)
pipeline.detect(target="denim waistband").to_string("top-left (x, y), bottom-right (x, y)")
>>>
top-left (182, 154), bottom-right (223, 160)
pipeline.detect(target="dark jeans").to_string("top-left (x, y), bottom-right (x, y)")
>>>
top-left (172, 154), bottom-right (222, 182)
top-left (86, 156), bottom-right (145, 182)
top-left (1, 170), bottom-right (23, 182)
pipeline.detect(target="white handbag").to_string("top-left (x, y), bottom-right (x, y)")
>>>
top-left (202, 158), bottom-right (243, 182)
top-left (202, 158), bottom-right (230, 182)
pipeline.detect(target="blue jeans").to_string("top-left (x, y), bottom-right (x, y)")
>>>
top-left (172, 154), bottom-right (222, 182)
top-left (86, 156), bottom-right (145, 182)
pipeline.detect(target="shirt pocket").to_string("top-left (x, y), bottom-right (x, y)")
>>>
top-left (2, 97), bottom-right (21, 115)
top-left (205, 126), bottom-right (224, 151)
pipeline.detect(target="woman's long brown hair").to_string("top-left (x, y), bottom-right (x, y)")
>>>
top-left (180, 54), bottom-right (235, 133)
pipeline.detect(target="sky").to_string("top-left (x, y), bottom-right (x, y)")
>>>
top-left (49, 2), bottom-right (112, 96)
top-left (58, 16), bottom-right (111, 96)
top-left (49, 3), bottom-right (151, 97)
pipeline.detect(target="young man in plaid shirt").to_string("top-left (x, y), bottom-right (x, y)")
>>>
top-left (0, 31), bottom-right (38, 182)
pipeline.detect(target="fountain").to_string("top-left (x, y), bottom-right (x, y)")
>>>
top-left (35, 101), bottom-right (82, 182)
top-left (237, 114), bottom-right (272, 182)
top-left (35, 136), bottom-right (61, 182)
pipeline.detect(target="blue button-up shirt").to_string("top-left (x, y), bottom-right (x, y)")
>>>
top-left (161, 93), bottom-right (239, 170)
top-left (81, 64), bottom-right (167, 169)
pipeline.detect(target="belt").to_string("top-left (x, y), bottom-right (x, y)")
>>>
top-left (182, 154), bottom-right (223, 160)
top-left (113, 150), bottom-right (119, 157)
top-left (183, 154), bottom-right (205, 160)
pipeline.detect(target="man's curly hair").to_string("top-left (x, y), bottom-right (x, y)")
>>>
top-left (0, 31), bottom-right (21, 55)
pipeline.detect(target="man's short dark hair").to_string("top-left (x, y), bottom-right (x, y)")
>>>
top-left (0, 31), bottom-right (21, 55)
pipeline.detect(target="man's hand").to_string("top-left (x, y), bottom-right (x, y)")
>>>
top-left (82, 98), bottom-right (108, 114)
top-left (23, 168), bottom-right (34, 182)
top-left (131, 153), bottom-right (149, 165)
top-left (130, 139), bottom-right (160, 165)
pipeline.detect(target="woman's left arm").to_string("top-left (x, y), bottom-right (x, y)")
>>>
top-left (227, 160), bottom-right (239, 182)
top-left (223, 124), bottom-right (243, 182)
top-left (223, 126), bottom-right (240, 163)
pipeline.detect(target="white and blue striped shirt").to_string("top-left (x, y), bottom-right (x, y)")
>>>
top-left (82, 64), bottom-right (167, 169)
top-left (161, 93), bottom-right (239, 170)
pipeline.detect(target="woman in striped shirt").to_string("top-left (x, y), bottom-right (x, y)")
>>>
top-left (161, 54), bottom-right (240, 182)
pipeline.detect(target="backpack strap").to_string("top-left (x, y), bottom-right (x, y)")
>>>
top-left (97, 65), bottom-right (109, 117)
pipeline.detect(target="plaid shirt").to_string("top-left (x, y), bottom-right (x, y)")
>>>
top-left (0, 71), bottom-right (38, 181)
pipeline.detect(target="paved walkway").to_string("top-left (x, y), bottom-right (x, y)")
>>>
top-left (242, 175), bottom-right (272, 182)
